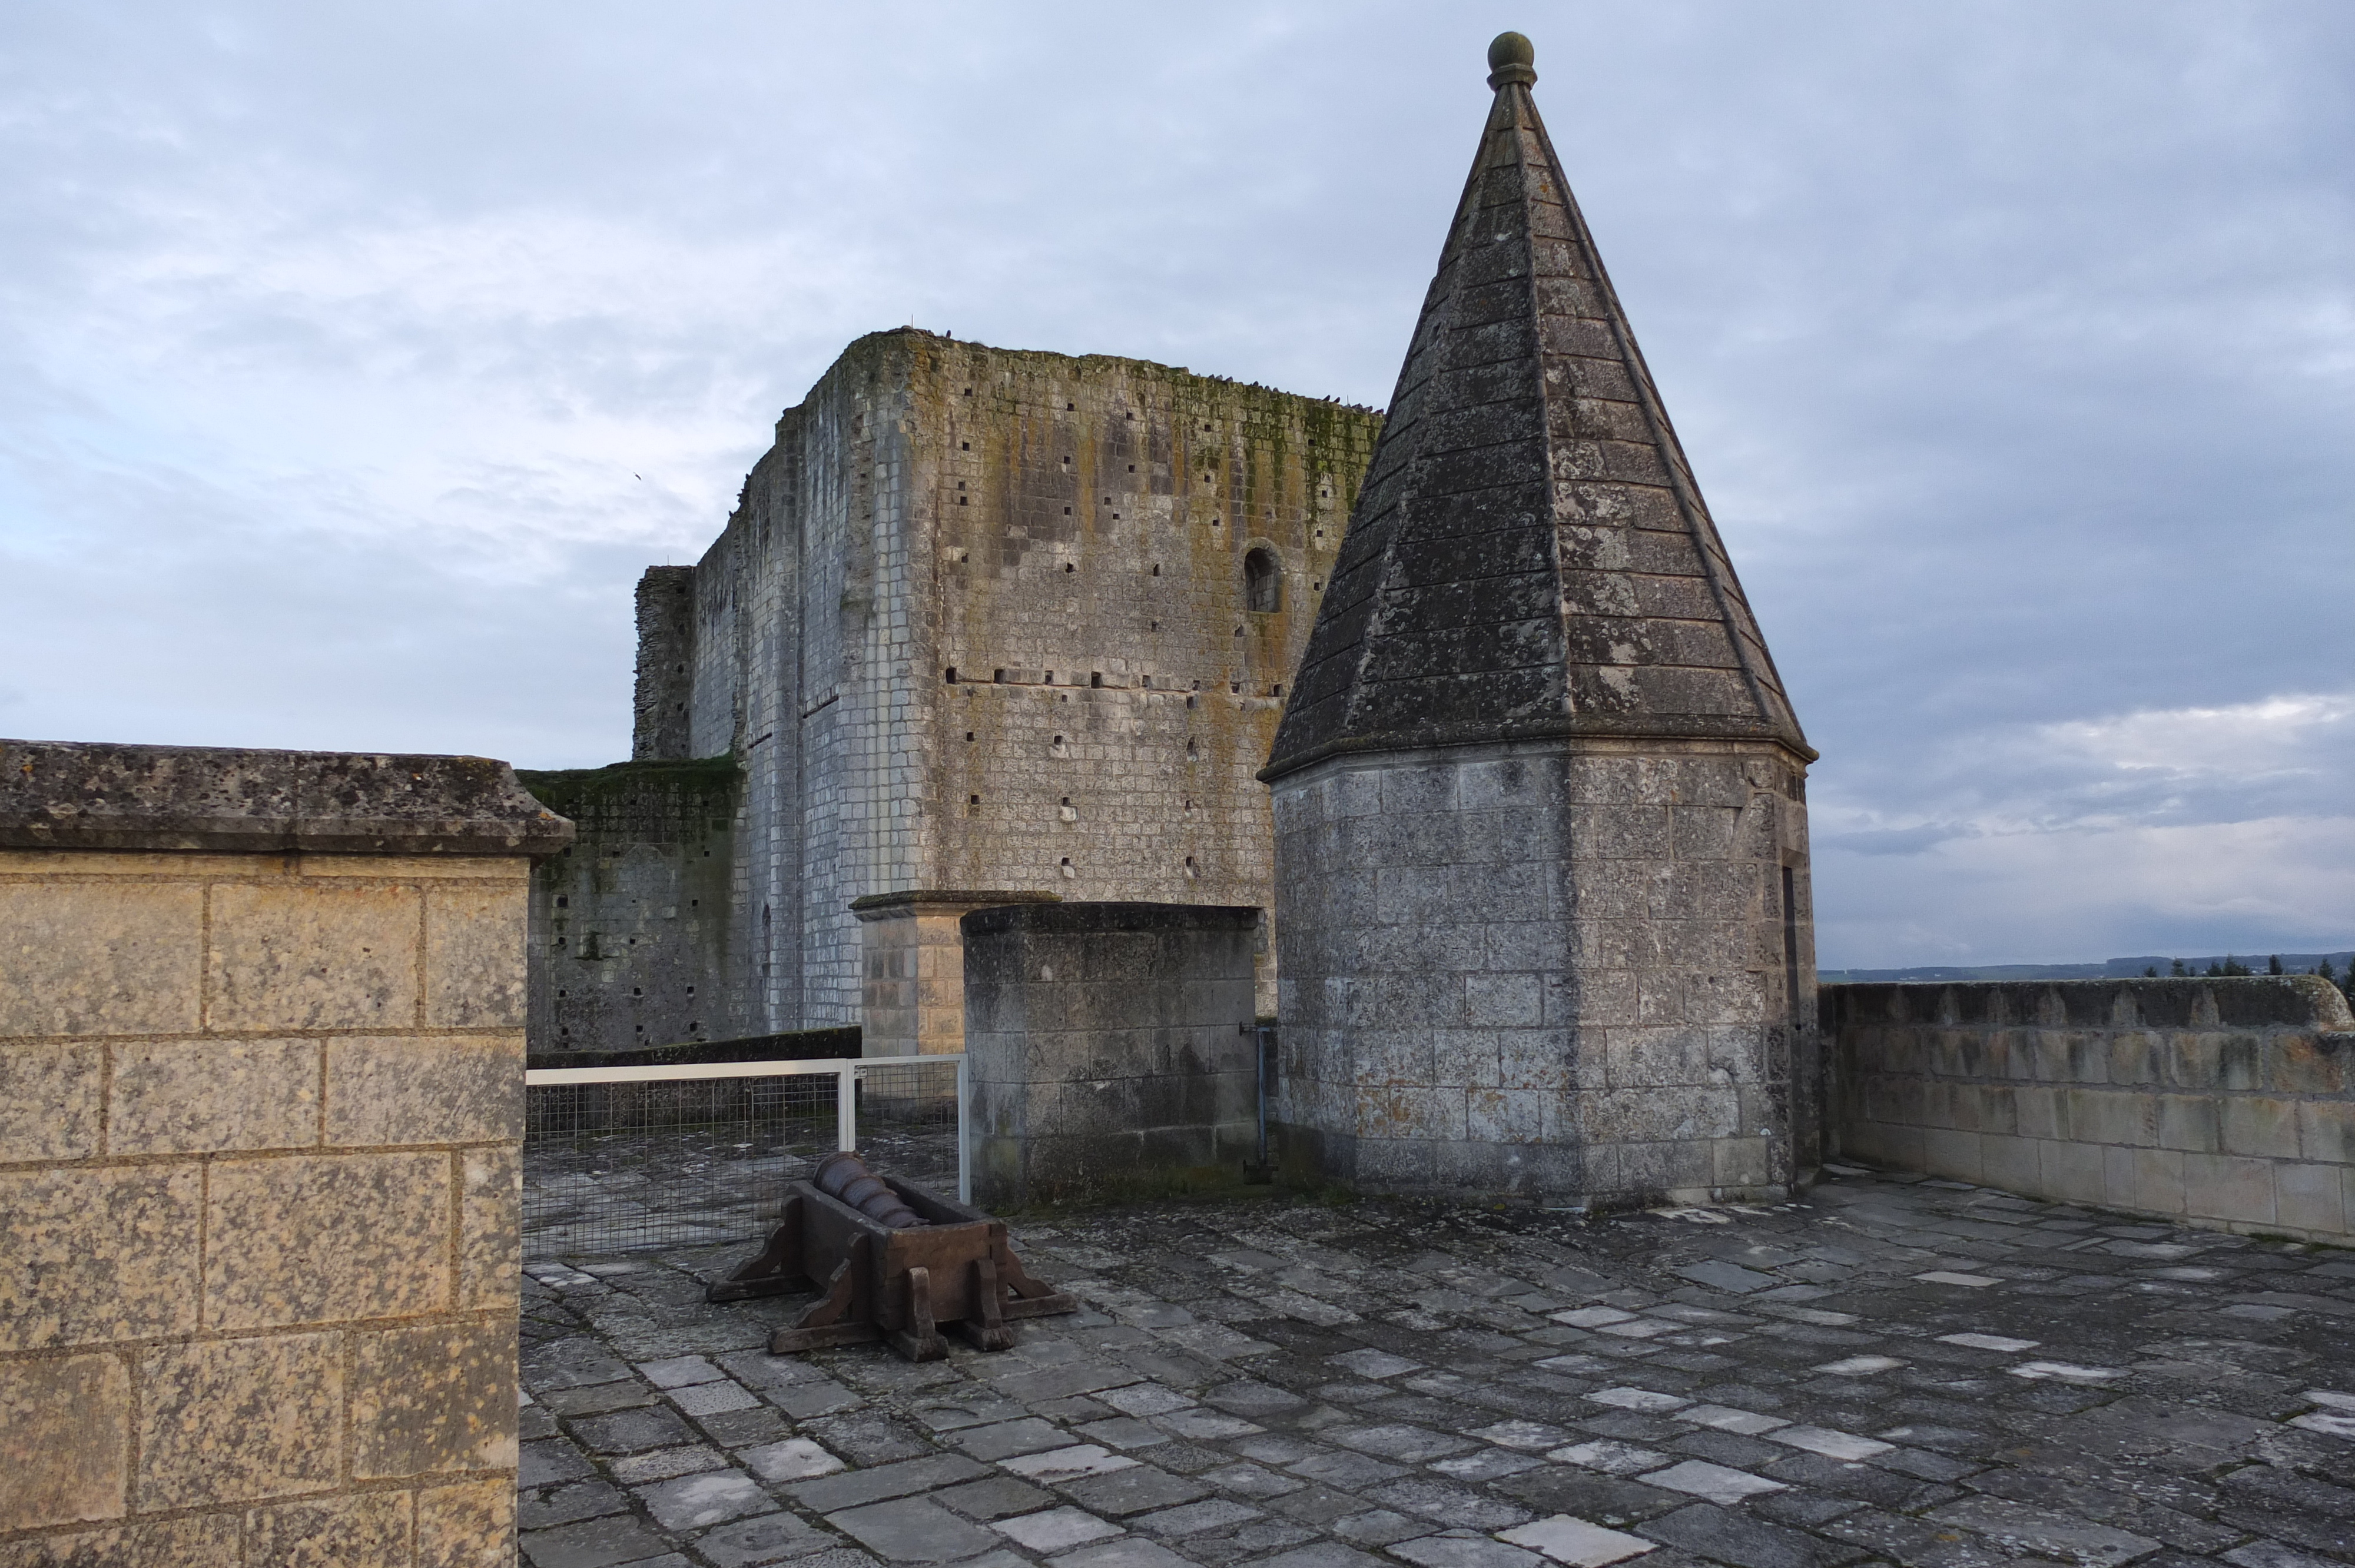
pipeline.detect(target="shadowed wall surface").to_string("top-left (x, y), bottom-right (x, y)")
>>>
top-left (1829, 976), bottom-right (2355, 1243)
top-left (962, 901), bottom-right (1260, 1207)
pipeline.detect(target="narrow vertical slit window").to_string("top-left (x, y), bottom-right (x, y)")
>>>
top-left (1782, 865), bottom-right (1802, 1025)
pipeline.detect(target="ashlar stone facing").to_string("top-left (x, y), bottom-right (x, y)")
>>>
top-left (0, 739), bottom-right (566, 1562)
top-left (1827, 975), bottom-right (2355, 1241)
top-left (1273, 740), bottom-right (1812, 1203)
top-left (963, 901), bottom-right (1262, 1206)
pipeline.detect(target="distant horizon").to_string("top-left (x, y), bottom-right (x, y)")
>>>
top-left (1822, 948), bottom-right (2355, 982)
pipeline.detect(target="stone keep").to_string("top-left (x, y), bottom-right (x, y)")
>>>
top-left (530, 334), bottom-right (1382, 1054)
top-left (1262, 35), bottom-right (1820, 1205)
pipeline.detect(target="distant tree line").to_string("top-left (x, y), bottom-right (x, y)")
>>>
top-left (2142, 954), bottom-right (2355, 1004)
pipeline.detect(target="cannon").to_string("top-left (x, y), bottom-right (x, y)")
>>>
top-left (707, 1153), bottom-right (1076, 1360)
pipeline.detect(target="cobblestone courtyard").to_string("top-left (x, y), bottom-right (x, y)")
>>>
top-left (519, 1167), bottom-right (2355, 1568)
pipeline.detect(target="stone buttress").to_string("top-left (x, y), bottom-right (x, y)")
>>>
top-left (1261, 34), bottom-right (1821, 1204)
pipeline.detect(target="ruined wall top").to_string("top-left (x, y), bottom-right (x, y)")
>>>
top-left (1265, 33), bottom-right (1812, 780)
top-left (0, 738), bottom-right (575, 856)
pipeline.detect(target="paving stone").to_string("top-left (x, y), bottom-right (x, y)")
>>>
top-left (1432, 1450), bottom-right (1546, 1483)
top-left (1331, 1350), bottom-right (1425, 1379)
top-left (1636, 1503), bottom-right (1865, 1568)
top-left (1080, 1415), bottom-right (1173, 1449)
top-left (1004, 1444), bottom-right (1142, 1481)
top-left (1057, 1463), bottom-right (1213, 1527)
top-left (639, 1355), bottom-right (724, 1388)
top-left (1325, 1508), bottom-right (1428, 1546)
top-left (1365, 1477), bottom-right (1533, 1530)
top-left (671, 1379), bottom-right (762, 1417)
top-left (1634, 1462), bottom-right (1786, 1506)
top-left (517, 1172), bottom-right (2355, 1568)
top-left (955, 1417), bottom-right (1081, 1460)
top-left (1923, 1496), bottom-right (2163, 1566)
top-left (741, 1437), bottom-right (848, 1482)
top-left (1388, 1533), bottom-right (1544, 1568)
top-left (787, 1453), bottom-right (991, 1511)
top-left (638, 1469), bottom-right (774, 1532)
top-left (1498, 1514), bottom-right (1660, 1567)
top-left (1134, 1499), bottom-right (1265, 1537)
top-left (1048, 1538), bottom-right (1200, 1568)
top-left (522, 1437), bottom-right (598, 1487)
top-left (520, 1479), bottom-right (632, 1529)
top-left (1291, 1449), bottom-right (1408, 1488)
top-left (1762, 1427), bottom-right (1891, 1461)
top-left (824, 1496), bottom-right (1002, 1563)
top-left (1679, 1263), bottom-right (1780, 1295)
top-left (610, 1443), bottom-right (729, 1483)
top-left (519, 1514), bottom-right (676, 1568)
top-left (769, 1380), bottom-right (863, 1418)
top-left (691, 1510), bottom-right (838, 1566)
top-left (576, 1404), bottom-right (698, 1454)
top-left (1548, 1443), bottom-right (1676, 1476)
top-left (1206, 1460), bottom-right (1306, 1499)
top-left (993, 1504), bottom-right (1125, 1552)
top-left (543, 1380), bottom-right (662, 1416)
top-left (1159, 1408), bottom-right (1268, 1440)
top-left (1330, 1424), bottom-right (1480, 1463)
top-left (1245, 1543), bottom-right (1389, 1568)
top-left (804, 1410), bottom-right (938, 1465)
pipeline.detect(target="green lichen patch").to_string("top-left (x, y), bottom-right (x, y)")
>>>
top-left (516, 754), bottom-right (742, 818)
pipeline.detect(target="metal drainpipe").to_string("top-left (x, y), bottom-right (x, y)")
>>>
top-left (1242, 1022), bottom-right (1275, 1179)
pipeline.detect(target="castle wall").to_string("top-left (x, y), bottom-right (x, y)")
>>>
top-left (1829, 977), bottom-right (2355, 1242)
top-left (519, 758), bottom-right (741, 1055)
top-left (630, 567), bottom-right (695, 762)
top-left (535, 331), bottom-right (1381, 1047)
top-left (1272, 738), bottom-right (1816, 1205)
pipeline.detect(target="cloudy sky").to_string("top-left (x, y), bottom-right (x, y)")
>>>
top-left (4, 2), bottom-right (2350, 968)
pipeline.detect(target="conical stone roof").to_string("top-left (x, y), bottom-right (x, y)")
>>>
top-left (1263, 33), bottom-right (1811, 781)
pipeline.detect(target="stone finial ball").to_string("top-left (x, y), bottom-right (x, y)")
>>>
top-left (1488, 32), bottom-right (1535, 72)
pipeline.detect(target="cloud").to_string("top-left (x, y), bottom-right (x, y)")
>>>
top-left (1, 0), bottom-right (2351, 961)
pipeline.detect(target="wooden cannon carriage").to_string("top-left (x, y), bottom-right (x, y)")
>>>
top-left (707, 1154), bottom-right (1075, 1360)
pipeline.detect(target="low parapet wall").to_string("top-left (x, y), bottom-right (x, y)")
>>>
top-left (963, 902), bottom-right (1261, 1206)
top-left (1827, 976), bottom-right (2355, 1242)
top-left (0, 739), bottom-right (570, 1566)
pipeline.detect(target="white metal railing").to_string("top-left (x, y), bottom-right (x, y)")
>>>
top-left (522, 1055), bottom-right (970, 1258)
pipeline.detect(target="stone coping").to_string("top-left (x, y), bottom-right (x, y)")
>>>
top-left (849, 888), bottom-right (1061, 917)
top-left (0, 738), bottom-right (575, 856)
top-left (1825, 975), bottom-right (2353, 1031)
top-left (960, 900), bottom-right (1262, 938)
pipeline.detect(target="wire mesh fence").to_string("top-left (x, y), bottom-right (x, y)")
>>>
top-left (523, 1057), bottom-right (964, 1261)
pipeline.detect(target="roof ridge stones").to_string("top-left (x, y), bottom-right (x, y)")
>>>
top-left (1263, 31), bottom-right (1811, 782)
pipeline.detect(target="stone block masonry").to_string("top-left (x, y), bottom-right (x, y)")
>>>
top-left (539, 329), bottom-right (1382, 1054)
top-left (1273, 739), bottom-right (1816, 1204)
top-left (0, 739), bottom-right (570, 1567)
top-left (1829, 975), bottom-right (2355, 1243)
top-left (963, 901), bottom-right (1261, 1206)
top-left (853, 888), bottom-right (1060, 1059)
top-left (518, 755), bottom-right (739, 1055)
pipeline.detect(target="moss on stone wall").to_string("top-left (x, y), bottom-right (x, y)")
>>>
top-left (516, 754), bottom-right (742, 819)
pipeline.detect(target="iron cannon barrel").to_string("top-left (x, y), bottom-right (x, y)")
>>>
top-left (811, 1151), bottom-right (924, 1228)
